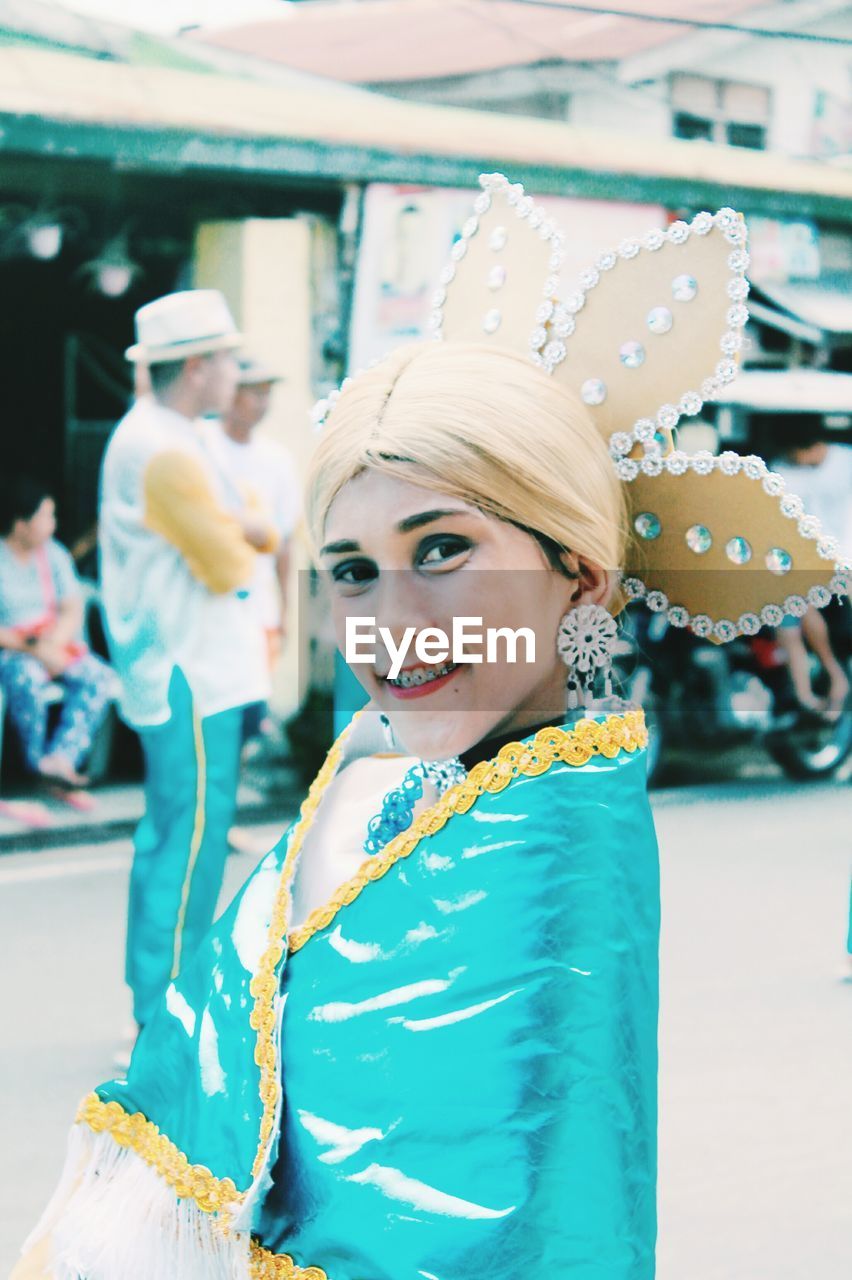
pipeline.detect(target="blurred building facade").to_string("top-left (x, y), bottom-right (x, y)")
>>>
top-left (195, 0), bottom-right (852, 161)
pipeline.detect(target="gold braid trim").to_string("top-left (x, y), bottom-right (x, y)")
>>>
top-left (249, 1240), bottom-right (328, 1280)
top-left (76, 1093), bottom-right (243, 1217)
top-left (247, 715), bottom-right (357, 1178)
top-left (74, 709), bottom-right (644, 1260)
top-left (75, 720), bottom-right (358, 1219)
top-left (76, 1100), bottom-right (328, 1275)
top-left (288, 709), bottom-right (647, 954)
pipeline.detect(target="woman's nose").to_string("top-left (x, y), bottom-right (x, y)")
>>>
top-left (371, 570), bottom-right (440, 658)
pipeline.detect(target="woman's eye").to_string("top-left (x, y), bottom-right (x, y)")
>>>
top-left (416, 535), bottom-right (472, 568)
top-left (329, 558), bottom-right (377, 589)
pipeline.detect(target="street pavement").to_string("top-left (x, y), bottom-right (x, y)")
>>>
top-left (0, 784), bottom-right (849, 1279)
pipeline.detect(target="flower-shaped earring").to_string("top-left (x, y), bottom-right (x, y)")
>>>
top-left (556, 604), bottom-right (619, 709)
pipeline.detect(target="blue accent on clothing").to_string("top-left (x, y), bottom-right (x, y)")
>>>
top-left (126, 667), bottom-right (243, 1026)
top-left (0, 650), bottom-right (112, 772)
top-left (260, 745), bottom-right (659, 1278)
top-left (98, 715), bottom-right (659, 1276)
top-left (362, 762), bottom-right (426, 854)
top-left (334, 651), bottom-right (368, 737)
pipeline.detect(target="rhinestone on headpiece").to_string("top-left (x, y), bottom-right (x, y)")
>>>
top-left (672, 274), bottom-right (698, 302)
top-left (647, 307), bottom-right (673, 335)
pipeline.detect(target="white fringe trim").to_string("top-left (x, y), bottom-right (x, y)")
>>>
top-left (20, 1124), bottom-right (252, 1280)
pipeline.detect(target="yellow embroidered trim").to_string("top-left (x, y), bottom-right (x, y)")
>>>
top-left (249, 1240), bottom-right (328, 1280)
top-left (288, 709), bottom-right (647, 954)
top-left (76, 1098), bottom-right (328, 1276)
top-left (247, 714), bottom-right (357, 1178)
top-left (75, 718), bottom-right (359, 1218)
top-left (76, 1093), bottom-right (243, 1217)
top-left (74, 709), bottom-right (645, 1238)
top-left (171, 702), bottom-right (207, 979)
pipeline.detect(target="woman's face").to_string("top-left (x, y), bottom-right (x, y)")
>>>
top-left (320, 470), bottom-right (584, 760)
top-left (16, 498), bottom-right (56, 549)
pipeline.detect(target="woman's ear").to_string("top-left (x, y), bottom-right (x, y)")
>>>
top-left (568, 559), bottom-right (617, 610)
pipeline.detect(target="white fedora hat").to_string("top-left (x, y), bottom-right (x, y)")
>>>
top-left (126, 289), bottom-right (242, 364)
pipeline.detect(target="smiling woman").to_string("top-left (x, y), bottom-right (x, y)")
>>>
top-left (14, 188), bottom-right (658, 1280)
top-left (308, 341), bottom-right (625, 760)
top-left (19, 172), bottom-right (843, 1280)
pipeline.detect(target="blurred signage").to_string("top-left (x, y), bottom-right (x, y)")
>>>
top-left (811, 89), bottom-right (852, 161)
top-left (747, 217), bottom-right (821, 283)
top-left (349, 184), bottom-right (665, 370)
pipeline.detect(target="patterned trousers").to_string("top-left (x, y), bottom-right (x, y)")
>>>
top-left (0, 649), bottom-right (114, 773)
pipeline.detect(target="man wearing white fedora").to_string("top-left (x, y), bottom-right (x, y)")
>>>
top-left (100, 290), bottom-right (277, 1039)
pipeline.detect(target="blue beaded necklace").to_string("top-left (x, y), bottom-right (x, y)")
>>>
top-left (363, 757), bottom-right (467, 856)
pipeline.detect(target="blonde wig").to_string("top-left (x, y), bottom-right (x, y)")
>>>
top-left (306, 342), bottom-right (627, 574)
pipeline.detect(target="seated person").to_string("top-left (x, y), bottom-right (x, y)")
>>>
top-left (772, 417), bottom-right (851, 722)
top-left (0, 475), bottom-right (114, 787)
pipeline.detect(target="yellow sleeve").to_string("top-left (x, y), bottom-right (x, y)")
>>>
top-left (143, 450), bottom-right (264, 594)
top-left (237, 481), bottom-right (282, 552)
top-left (10, 1235), bottom-right (55, 1278)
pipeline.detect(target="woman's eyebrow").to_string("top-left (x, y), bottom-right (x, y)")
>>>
top-left (320, 538), bottom-right (360, 555)
top-left (321, 508), bottom-right (474, 552)
top-left (396, 508), bottom-right (471, 533)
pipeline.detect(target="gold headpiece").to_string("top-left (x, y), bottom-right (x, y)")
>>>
top-left (315, 173), bottom-right (849, 641)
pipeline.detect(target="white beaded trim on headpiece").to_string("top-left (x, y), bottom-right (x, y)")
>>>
top-left (428, 173), bottom-right (567, 375)
top-left (311, 177), bottom-right (748, 446)
top-left (620, 450), bottom-right (849, 643)
top-left (599, 211), bottom-right (749, 461)
top-left (307, 173), bottom-right (847, 646)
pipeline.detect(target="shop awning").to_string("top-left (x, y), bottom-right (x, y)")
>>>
top-left (0, 42), bottom-right (851, 218)
top-left (750, 276), bottom-right (852, 341)
top-left (711, 368), bottom-right (852, 415)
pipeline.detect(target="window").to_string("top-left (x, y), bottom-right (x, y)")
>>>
top-left (726, 121), bottom-right (767, 149)
top-left (673, 112), bottom-right (714, 142)
top-left (671, 74), bottom-right (770, 150)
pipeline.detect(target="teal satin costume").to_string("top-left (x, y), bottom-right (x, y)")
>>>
top-left (22, 709), bottom-right (659, 1280)
top-left (127, 667), bottom-right (243, 1026)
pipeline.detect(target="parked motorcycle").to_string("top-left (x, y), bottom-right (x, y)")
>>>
top-left (614, 606), bottom-right (852, 786)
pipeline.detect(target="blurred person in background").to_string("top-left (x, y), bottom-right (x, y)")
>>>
top-left (206, 354), bottom-right (300, 731)
top-left (100, 290), bottom-right (278, 1046)
top-left (206, 355), bottom-right (300, 856)
top-left (132, 359), bottom-right (152, 402)
top-left (772, 414), bottom-right (852, 721)
top-left (0, 475), bottom-right (113, 792)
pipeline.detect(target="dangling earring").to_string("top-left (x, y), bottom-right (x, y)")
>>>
top-left (556, 604), bottom-right (619, 710)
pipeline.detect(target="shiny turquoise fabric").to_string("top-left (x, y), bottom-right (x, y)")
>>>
top-left (103, 832), bottom-right (292, 1188)
top-left (127, 667), bottom-right (243, 1025)
top-left (99, 718), bottom-right (659, 1278)
top-left (260, 744), bottom-right (659, 1277)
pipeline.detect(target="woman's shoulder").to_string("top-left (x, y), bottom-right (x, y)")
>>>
top-left (45, 538), bottom-right (75, 569)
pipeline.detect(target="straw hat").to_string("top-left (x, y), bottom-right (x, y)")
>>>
top-left (126, 290), bottom-right (242, 365)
